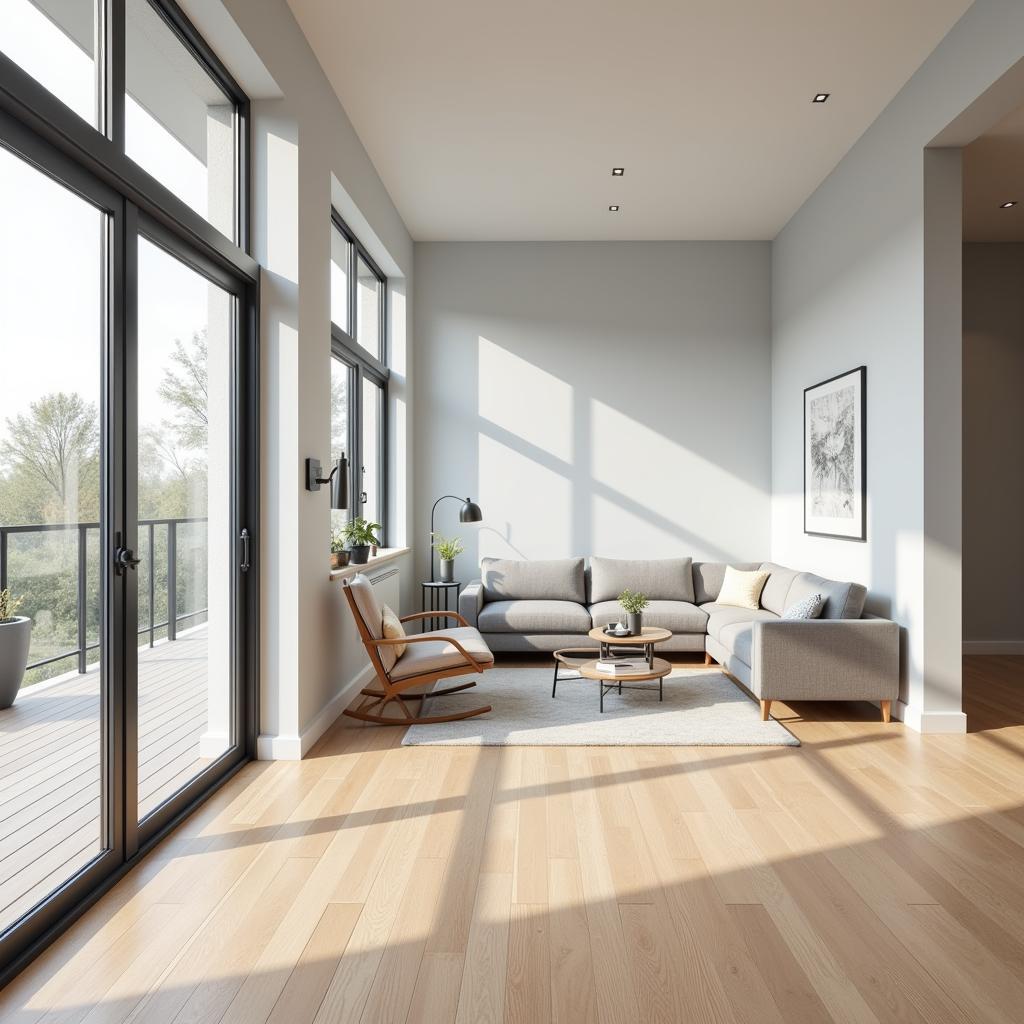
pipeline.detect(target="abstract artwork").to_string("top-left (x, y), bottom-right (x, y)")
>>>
top-left (804, 366), bottom-right (866, 539)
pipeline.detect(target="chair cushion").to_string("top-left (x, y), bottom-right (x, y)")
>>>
top-left (589, 600), bottom-right (708, 634)
top-left (481, 557), bottom-right (586, 603)
top-left (589, 557), bottom-right (694, 603)
top-left (389, 626), bottom-right (495, 681)
top-left (478, 599), bottom-right (592, 634)
top-left (716, 566), bottom-right (770, 610)
top-left (347, 574), bottom-right (383, 638)
top-left (787, 572), bottom-right (867, 620)
top-left (700, 603), bottom-right (779, 642)
top-left (758, 562), bottom-right (800, 615)
top-left (692, 562), bottom-right (762, 604)
top-left (378, 604), bottom-right (407, 673)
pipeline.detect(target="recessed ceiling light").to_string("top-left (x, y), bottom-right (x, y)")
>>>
top-left (813, 93), bottom-right (830, 103)
top-left (612, 167), bottom-right (624, 176)
top-left (999, 200), bottom-right (1018, 208)
top-left (608, 205), bottom-right (620, 212)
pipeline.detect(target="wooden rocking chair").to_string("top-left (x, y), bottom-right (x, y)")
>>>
top-left (341, 575), bottom-right (495, 725)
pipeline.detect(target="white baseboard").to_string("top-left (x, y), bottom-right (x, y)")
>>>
top-left (257, 663), bottom-right (375, 760)
top-left (962, 640), bottom-right (1024, 655)
top-left (895, 701), bottom-right (967, 734)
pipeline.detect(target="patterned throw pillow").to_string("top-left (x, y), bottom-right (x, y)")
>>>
top-left (716, 566), bottom-right (770, 610)
top-left (782, 593), bottom-right (823, 620)
top-left (379, 604), bottom-right (407, 673)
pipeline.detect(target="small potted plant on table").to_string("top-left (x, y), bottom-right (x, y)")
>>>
top-left (330, 528), bottom-right (350, 570)
top-left (341, 517), bottom-right (382, 565)
top-left (618, 588), bottom-right (648, 637)
top-left (0, 589), bottom-right (31, 710)
top-left (432, 533), bottom-right (464, 583)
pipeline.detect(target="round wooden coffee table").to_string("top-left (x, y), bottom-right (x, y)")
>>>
top-left (579, 656), bottom-right (672, 712)
top-left (587, 625), bottom-right (672, 668)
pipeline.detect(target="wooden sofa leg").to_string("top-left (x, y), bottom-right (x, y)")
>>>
top-left (880, 699), bottom-right (891, 724)
top-left (704, 652), bottom-right (713, 666)
top-left (760, 699), bottom-right (772, 722)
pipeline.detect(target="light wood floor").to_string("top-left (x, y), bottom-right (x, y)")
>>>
top-left (1, 655), bottom-right (1023, 1023)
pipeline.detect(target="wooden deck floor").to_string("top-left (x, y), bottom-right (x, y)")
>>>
top-left (1, 655), bottom-right (1022, 1023)
top-left (0, 627), bottom-right (211, 936)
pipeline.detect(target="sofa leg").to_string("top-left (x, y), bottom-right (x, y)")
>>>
top-left (880, 699), bottom-right (891, 724)
top-left (704, 652), bottom-right (713, 666)
top-left (760, 699), bottom-right (772, 722)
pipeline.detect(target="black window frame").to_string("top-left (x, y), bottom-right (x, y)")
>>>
top-left (330, 210), bottom-right (389, 544)
top-left (0, 0), bottom-right (259, 985)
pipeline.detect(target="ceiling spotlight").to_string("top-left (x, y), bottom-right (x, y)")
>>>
top-left (608, 205), bottom-right (620, 212)
top-left (813, 93), bottom-right (830, 103)
top-left (612, 167), bottom-right (624, 176)
top-left (999, 200), bottom-right (1018, 208)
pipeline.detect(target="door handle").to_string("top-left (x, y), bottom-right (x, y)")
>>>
top-left (240, 528), bottom-right (251, 573)
top-left (114, 545), bottom-right (141, 575)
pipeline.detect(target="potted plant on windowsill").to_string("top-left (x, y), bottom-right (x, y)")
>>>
top-left (618, 588), bottom-right (649, 637)
top-left (432, 533), bottom-right (464, 583)
top-left (330, 528), bottom-right (350, 570)
top-left (0, 590), bottom-right (31, 710)
top-left (341, 517), bottom-right (382, 565)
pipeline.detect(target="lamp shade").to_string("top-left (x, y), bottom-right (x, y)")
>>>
top-left (459, 499), bottom-right (483, 523)
top-left (330, 456), bottom-right (349, 510)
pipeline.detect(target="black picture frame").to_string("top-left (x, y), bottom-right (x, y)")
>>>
top-left (803, 366), bottom-right (867, 540)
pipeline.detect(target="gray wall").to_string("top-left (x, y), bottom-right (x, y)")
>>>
top-left (413, 242), bottom-right (771, 585)
top-left (963, 243), bottom-right (1024, 644)
top-left (770, 0), bottom-right (1024, 731)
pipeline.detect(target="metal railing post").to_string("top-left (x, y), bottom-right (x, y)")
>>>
top-left (167, 520), bottom-right (177, 642)
top-left (0, 528), bottom-right (7, 593)
top-left (148, 521), bottom-right (155, 648)
top-left (77, 525), bottom-right (87, 673)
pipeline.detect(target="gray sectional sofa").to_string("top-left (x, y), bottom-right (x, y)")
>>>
top-left (459, 556), bottom-right (899, 717)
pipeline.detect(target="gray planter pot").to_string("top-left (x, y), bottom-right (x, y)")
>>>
top-left (0, 616), bottom-right (32, 709)
top-left (439, 558), bottom-right (455, 583)
top-left (348, 544), bottom-right (371, 565)
top-left (626, 612), bottom-right (643, 637)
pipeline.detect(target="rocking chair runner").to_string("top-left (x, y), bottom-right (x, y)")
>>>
top-left (341, 575), bottom-right (495, 725)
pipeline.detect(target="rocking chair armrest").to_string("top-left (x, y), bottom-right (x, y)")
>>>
top-left (367, 632), bottom-right (487, 673)
top-left (399, 610), bottom-right (470, 627)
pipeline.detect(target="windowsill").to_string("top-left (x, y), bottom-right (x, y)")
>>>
top-left (328, 546), bottom-right (411, 581)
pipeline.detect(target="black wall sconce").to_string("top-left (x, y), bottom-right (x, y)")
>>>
top-left (306, 455), bottom-right (349, 510)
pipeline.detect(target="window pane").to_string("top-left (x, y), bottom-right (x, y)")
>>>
top-left (330, 224), bottom-right (350, 332)
top-left (125, 0), bottom-right (235, 239)
top-left (330, 357), bottom-right (351, 530)
top-left (0, 144), bottom-right (106, 931)
top-left (356, 256), bottom-right (381, 357)
top-left (0, 0), bottom-right (98, 126)
top-left (136, 236), bottom-right (234, 820)
top-left (361, 378), bottom-right (382, 533)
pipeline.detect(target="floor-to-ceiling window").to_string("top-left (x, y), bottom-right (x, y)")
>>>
top-left (330, 213), bottom-right (388, 541)
top-left (0, 0), bottom-right (257, 979)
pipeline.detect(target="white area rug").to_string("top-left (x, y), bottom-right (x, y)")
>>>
top-left (400, 666), bottom-right (799, 747)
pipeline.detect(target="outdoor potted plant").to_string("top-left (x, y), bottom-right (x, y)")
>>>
top-left (341, 517), bottom-right (382, 565)
top-left (0, 589), bottom-right (31, 710)
top-left (432, 533), bottom-right (464, 583)
top-left (330, 528), bottom-right (350, 570)
top-left (618, 588), bottom-right (648, 637)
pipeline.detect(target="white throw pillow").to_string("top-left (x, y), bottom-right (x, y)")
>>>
top-left (379, 603), bottom-right (407, 674)
top-left (782, 593), bottom-right (824, 620)
top-left (716, 566), bottom-right (770, 611)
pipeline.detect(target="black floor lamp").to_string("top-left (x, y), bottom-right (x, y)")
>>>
top-left (430, 495), bottom-right (483, 581)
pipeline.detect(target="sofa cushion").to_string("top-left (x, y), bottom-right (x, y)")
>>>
top-left (589, 557), bottom-right (694, 603)
top-left (787, 572), bottom-right (867, 620)
top-left (718, 620), bottom-right (757, 666)
top-left (389, 626), bottom-right (495, 681)
top-left (716, 566), bottom-right (770, 610)
top-left (692, 562), bottom-right (761, 605)
top-left (782, 593), bottom-right (823, 620)
top-left (481, 557), bottom-right (585, 603)
top-left (589, 599), bottom-right (708, 634)
top-left (758, 562), bottom-right (800, 615)
top-left (478, 599), bottom-right (592, 634)
top-left (700, 603), bottom-right (779, 642)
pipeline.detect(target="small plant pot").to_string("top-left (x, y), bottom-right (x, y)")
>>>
top-left (626, 612), bottom-right (643, 637)
top-left (330, 551), bottom-right (351, 570)
top-left (439, 558), bottom-right (455, 583)
top-left (348, 544), bottom-right (371, 565)
top-left (0, 616), bottom-right (32, 709)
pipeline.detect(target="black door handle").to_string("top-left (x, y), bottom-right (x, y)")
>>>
top-left (115, 545), bottom-right (141, 574)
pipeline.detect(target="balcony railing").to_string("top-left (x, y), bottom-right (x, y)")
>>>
top-left (0, 516), bottom-right (208, 675)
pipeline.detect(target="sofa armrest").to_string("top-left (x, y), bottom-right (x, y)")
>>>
top-left (751, 618), bottom-right (899, 702)
top-left (459, 579), bottom-right (485, 628)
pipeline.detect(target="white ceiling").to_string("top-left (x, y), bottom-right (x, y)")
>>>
top-left (964, 104), bottom-right (1024, 242)
top-left (286, 0), bottom-right (972, 241)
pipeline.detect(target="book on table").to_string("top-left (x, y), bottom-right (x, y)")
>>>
top-left (596, 659), bottom-right (636, 674)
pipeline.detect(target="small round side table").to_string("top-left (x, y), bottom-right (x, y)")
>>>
top-left (421, 580), bottom-right (460, 632)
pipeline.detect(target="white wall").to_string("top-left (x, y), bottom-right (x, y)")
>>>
top-left (414, 242), bottom-right (772, 585)
top-left (963, 243), bottom-right (1024, 648)
top-left (770, 0), bottom-right (1024, 732)
top-left (192, 0), bottom-right (416, 756)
